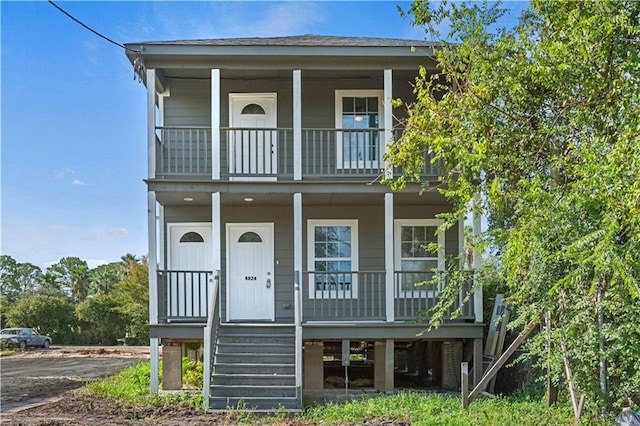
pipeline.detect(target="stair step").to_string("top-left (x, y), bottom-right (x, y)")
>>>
top-left (215, 353), bottom-right (294, 364)
top-left (210, 324), bottom-right (299, 410)
top-left (216, 342), bottom-right (294, 354)
top-left (217, 335), bottom-right (295, 344)
top-left (211, 384), bottom-right (296, 398)
top-left (209, 396), bottom-right (300, 411)
top-left (213, 373), bottom-right (295, 386)
top-left (214, 362), bottom-right (294, 375)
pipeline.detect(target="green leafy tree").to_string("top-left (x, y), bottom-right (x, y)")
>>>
top-left (76, 293), bottom-right (127, 345)
top-left (112, 257), bottom-right (149, 344)
top-left (36, 271), bottom-right (66, 298)
top-left (0, 297), bottom-right (10, 329)
top-left (47, 257), bottom-right (90, 302)
top-left (88, 262), bottom-right (120, 295)
top-left (389, 0), bottom-right (640, 414)
top-left (0, 255), bottom-right (42, 303)
top-left (6, 294), bottom-right (77, 343)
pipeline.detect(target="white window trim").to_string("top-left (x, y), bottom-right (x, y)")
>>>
top-left (307, 219), bottom-right (359, 299)
top-left (394, 219), bottom-right (445, 298)
top-left (335, 90), bottom-right (384, 170)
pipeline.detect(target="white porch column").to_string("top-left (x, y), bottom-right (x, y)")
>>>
top-left (150, 338), bottom-right (159, 392)
top-left (458, 215), bottom-right (466, 309)
top-left (293, 193), bottom-right (303, 405)
top-left (293, 70), bottom-right (302, 181)
top-left (147, 68), bottom-right (156, 179)
top-left (383, 69), bottom-right (393, 180)
top-left (473, 194), bottom-right (483, 323)
top-left (211, 69), bottom-right (221, 180)
top-left (147, 190), bottom-right (159, 392)
top-left (212, 191), bottom-right (222, 280)
top-left (384, 192), bottom-right (395, 322)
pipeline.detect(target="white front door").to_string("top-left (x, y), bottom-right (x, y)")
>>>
top-left (229, 93), bottom-right (278, 177)
top-left (168, 223), bottom-right (213, 318)
top-left (226, 223), bottom-right (275, 321)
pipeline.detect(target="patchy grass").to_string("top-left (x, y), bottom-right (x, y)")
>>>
top-left (302, 392), bottom-right (577, 425)
top-left (83, 360), bottom-right (590, 425)
top-left (83, 359), bottom-right (203, 409)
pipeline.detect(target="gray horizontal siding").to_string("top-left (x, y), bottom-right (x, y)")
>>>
top-left (160, 201), bottom-right (463, 324)
top-left (162, 75), bottom-right (415, 131)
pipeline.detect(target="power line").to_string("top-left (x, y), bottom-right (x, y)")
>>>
top-left (47, 0), bottom-right (139, 53)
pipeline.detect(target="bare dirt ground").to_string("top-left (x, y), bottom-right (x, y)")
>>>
top-left (0, 347), bottom-right (407, 425)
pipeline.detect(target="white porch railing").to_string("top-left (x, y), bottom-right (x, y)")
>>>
top-left (299, 270), bottom-right (474, 322)
top-left (156, 127), bottom-right (212, 176)
top-left (394, 271), bottom-right (475, 321)
top-left (157, 270), bottom-right (213, 322)
top-left (154, 126), bottom-right (439, 180)
top-left (203, 270), bottom-right (220, 410)
top-left (301, 271), bottom-right (386, 321)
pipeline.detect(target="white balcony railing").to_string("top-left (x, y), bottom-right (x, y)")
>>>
top-left (154, 126), bottom-right (438, 180)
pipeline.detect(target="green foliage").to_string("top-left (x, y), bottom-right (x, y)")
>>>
top-left (47, 257), bottom-right (90, 303)
top-left (389, 0), bottom-right (640, 413)
top-left (0, 297), bottom-right (10, 329)
top-left (84, 360), bottom-right (203, 409)
top-left (5, 294), bottom-right (77, 343)
top-left (303, 392), bottom-right (575, 425)
top-left (75, 293), bottom-right (127, 345)
top-left (0, 253), bottom-right (149, 345)
top-left (181, 357), bottom-right (204, 389)
top-left (88, 262), bottom-right (120, 295)
top-left (0, 255), bottom-right (41, 303)
top-left (82, 365), bottom-right (587, 424)
top-left (111, 258), bottom-right (149, 345)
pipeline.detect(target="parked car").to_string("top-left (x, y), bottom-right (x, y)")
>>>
top-left (0, 328), bottom-right (52, 349)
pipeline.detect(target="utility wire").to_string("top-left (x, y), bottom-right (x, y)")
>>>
top-left (47, 0), bottom-right (140, 53)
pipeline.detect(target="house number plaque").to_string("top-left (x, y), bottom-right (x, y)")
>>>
top-left (245, 276), bottom-right (257, 281)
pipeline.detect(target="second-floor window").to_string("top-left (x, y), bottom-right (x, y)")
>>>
top-left (335, 90), bottom-right (384, 169)
top-left (394, 219), bottom-right (445, 297)
top-left (307, 219), bottom-right (359, 299)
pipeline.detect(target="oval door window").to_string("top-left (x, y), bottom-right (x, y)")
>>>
top-left (179, 232), bottom-right (204, 243)
top-left (238, 231), bottom-right (262, 243)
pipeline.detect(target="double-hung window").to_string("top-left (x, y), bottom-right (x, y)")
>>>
top-left (335, 90), bottom-right (384, 169)
top-left (308, 219), bottom-right (358, 299)
top-left (394, 219), bottom-right (444, 297)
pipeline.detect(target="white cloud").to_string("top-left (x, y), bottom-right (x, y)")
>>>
top-left (72, 179), bottom-right (86, 186)
top-left (54, 167), bottom-right (74, 178)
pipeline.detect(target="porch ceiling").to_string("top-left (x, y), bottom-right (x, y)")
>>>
top-left (160, 67), bottom-right (423, 83)
top-left (154, 186), bottom-right (449, 207)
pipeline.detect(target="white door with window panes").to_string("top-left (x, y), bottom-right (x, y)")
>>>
top-left (308, 219), bottom-right (358, 299)
top-left (335, 90), bottom-right (384, 170)
top-left (394, 219), bottom-right (444, 297)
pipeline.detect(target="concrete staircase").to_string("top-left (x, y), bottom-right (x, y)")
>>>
top-left (209, 324), bottom-right (299, 411)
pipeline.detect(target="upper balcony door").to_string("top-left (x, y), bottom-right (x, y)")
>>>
top-left (335, 90), bottom-right (384, 170)
top-left (229, 93), bottom-right (278, 180)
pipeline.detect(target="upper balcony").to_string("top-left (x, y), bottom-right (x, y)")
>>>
top-left (154, 126), bottom-right (437, 181)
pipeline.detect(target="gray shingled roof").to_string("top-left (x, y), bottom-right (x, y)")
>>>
top-left (133, 34), bottom-right (438, 48)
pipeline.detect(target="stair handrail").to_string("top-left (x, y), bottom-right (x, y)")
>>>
top-left (294, 270), bottom-right (303, 408)
top-left (203, 269), bottom-right (221, 410)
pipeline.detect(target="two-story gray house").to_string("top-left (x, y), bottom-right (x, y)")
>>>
top-left (125, 35), bottom-right (484, 412)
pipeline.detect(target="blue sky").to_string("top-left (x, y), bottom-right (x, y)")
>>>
top-left (1, 1), bottom-right (527, 269)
